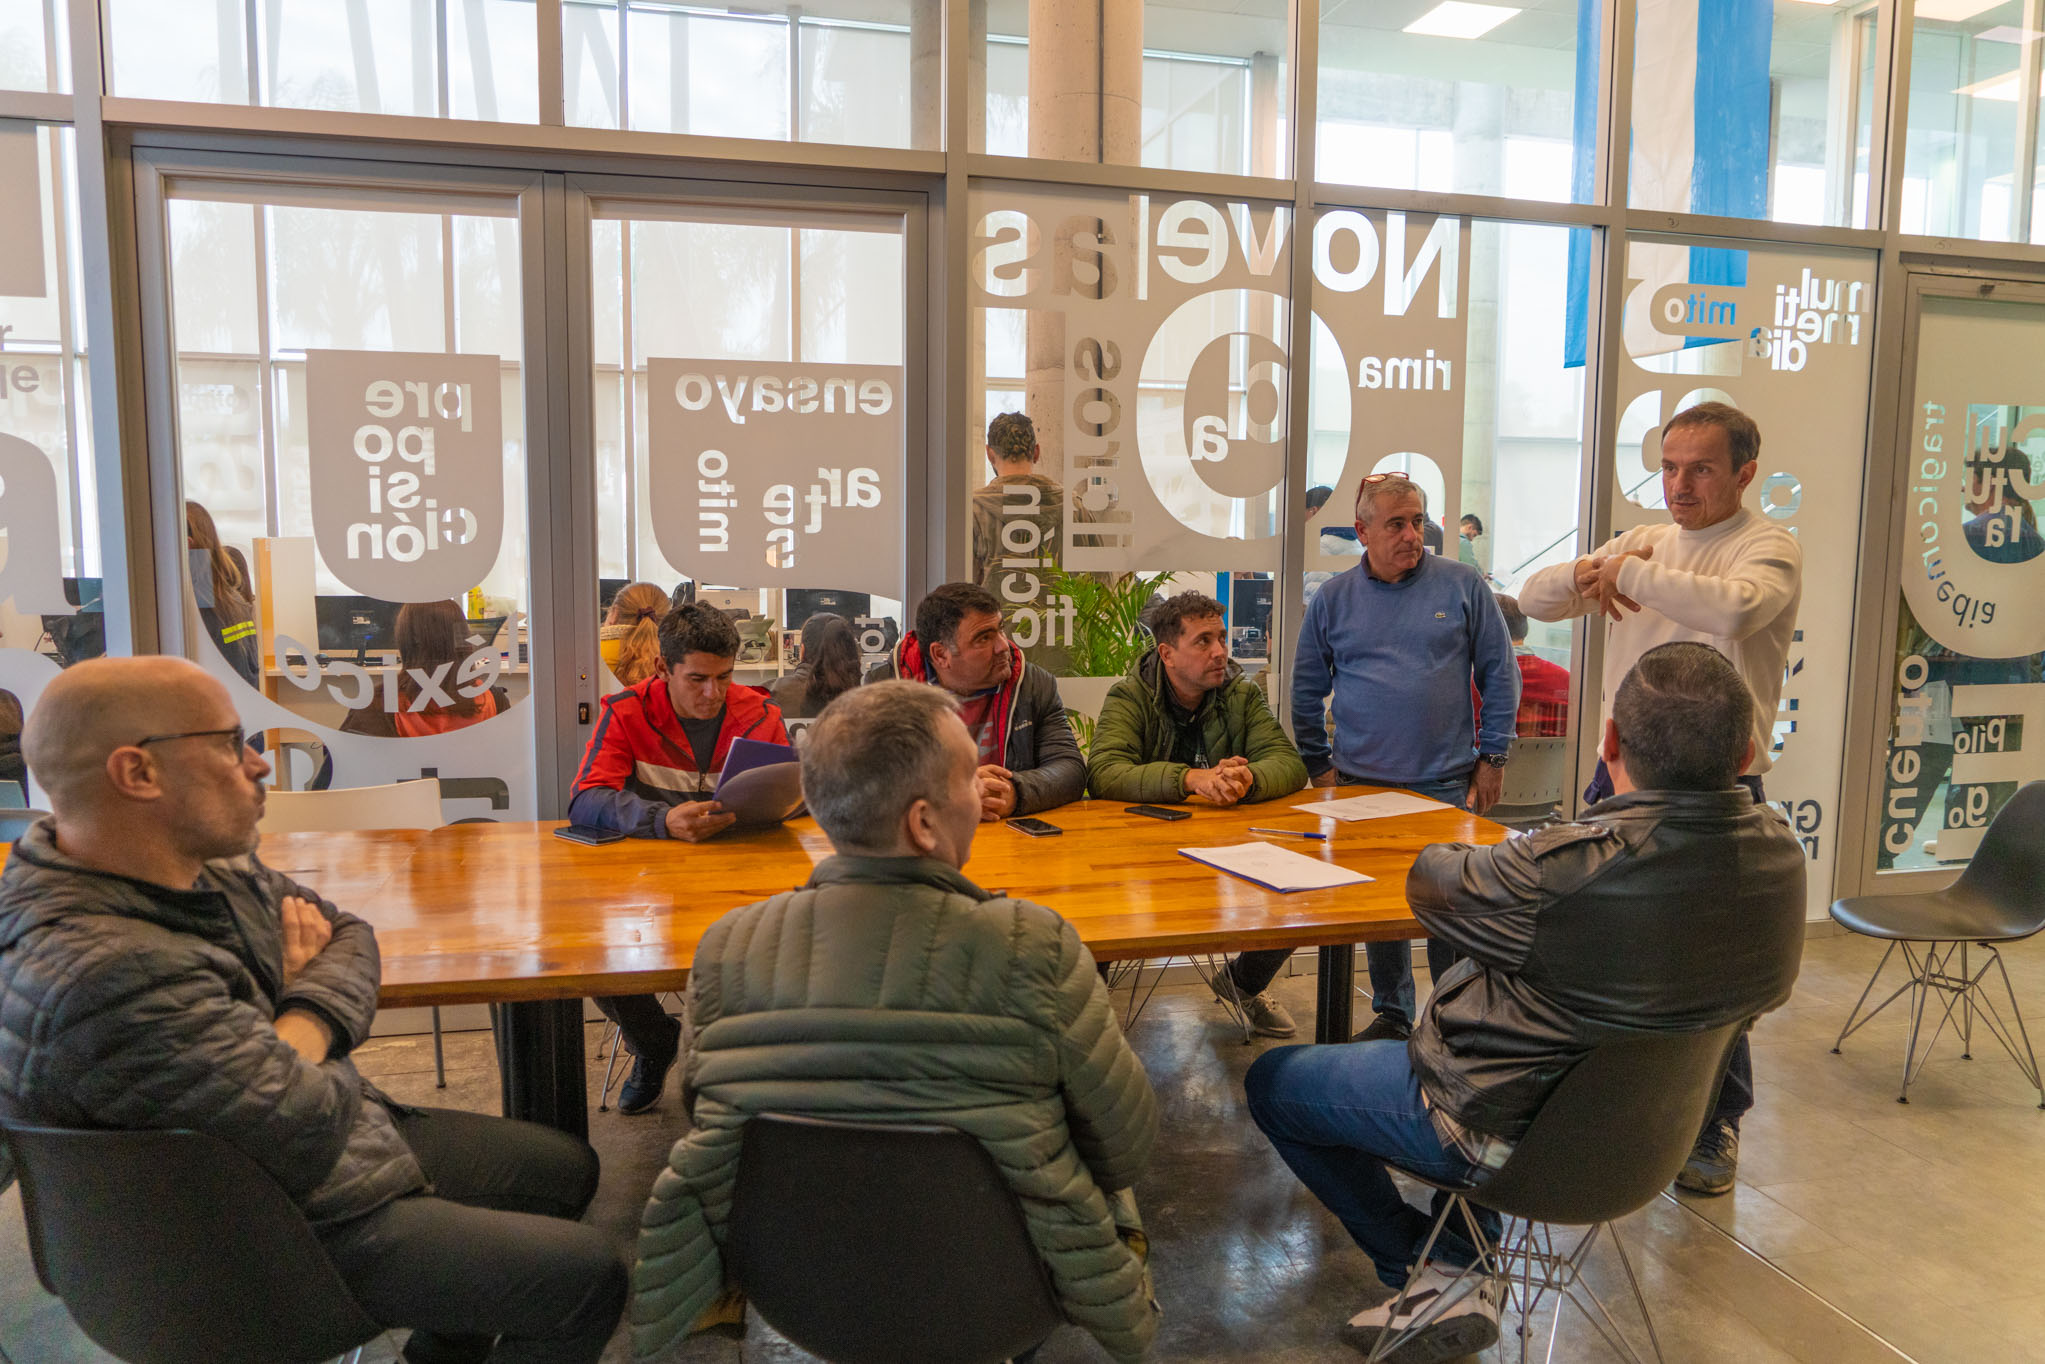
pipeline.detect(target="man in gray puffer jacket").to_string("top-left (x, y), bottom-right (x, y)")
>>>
top-left (0, 657), bottom-right (627, 1363)
top-left (633, 681), bottom-right (1160, 1361)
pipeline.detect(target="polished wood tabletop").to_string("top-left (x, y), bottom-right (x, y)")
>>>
top-left (257, 787), bottom-right (1508, 1009)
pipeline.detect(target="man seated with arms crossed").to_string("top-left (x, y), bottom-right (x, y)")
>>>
top-left (0, 658), bottom-right (627, 1363)
top-left (1086, 590), bottom-right (1309, 1038)
top-left (867, 582), bottom-right (1085, 821)
top-left (1248, 643), bottom-right (1805, 1361)
top-left (570, 601), bottom-right (789, 1114)
top-left (632, 682), bottom-right (1160, 1362)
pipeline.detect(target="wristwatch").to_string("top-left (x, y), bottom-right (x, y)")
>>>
top-left (1479, 752), bottom-right (1510, 768)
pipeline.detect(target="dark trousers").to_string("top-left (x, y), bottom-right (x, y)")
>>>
top-left (1228, 947), bottom-right (1296, 995)
top-left (318, 1105), bottom-right (629, 1364)
top-left (1585, 760), bottom-right (1763, 1134)
top-left (593, 992), bottom-right (681, 1061)
top-left (1348, 774), bottom-right (1472, 1026)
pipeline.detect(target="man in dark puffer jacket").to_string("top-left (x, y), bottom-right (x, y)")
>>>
top-left (0, 657), bottom-right (627, 1363)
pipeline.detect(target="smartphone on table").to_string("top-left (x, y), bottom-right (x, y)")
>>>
top-left (553, 824), bottom-right (626, 846)
top-left (1005, 817), bottom-right (1063, 837)
top-left (1125, 805), bottom-right (1190, 822)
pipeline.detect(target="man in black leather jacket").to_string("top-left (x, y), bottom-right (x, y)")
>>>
top-left (1247, 642), bottom-right (1805, 1360)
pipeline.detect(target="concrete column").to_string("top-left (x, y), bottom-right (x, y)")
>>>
top-left (1250, 51), bottom-right (1282, 178)
top-left (1453, 82), bottom-right (1506, 555)
top-left (910, 0), bottom-right (942, 150)
top-left (1023, 1), bottom-right (1142, 479)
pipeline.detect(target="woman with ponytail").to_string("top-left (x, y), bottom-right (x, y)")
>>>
top-left (601, 581), bottom-right (670, 688)
top-left (186, 500), bottom-right (260, 690)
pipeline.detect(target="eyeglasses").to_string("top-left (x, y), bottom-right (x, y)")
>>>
top-left (135, 725), bottom-right (247, 759)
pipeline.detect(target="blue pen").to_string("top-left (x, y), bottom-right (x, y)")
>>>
top-left (1249, 827), bottom-right (1327, 841)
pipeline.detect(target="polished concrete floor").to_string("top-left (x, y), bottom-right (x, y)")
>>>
top-left (3, 929), bottom-right (2041, 1363)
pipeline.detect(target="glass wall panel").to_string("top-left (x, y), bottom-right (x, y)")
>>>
top-left (1606, 236), bottom-right (1875, 917)
top-left (1303, 211), bottom-right (1589, 808)
top-left (1317, 0), bottom-right (1592, 202)
top-left (974, 3), bottom-right (1290, 177)
top-left (565, 1), bottom-right (939, 150)
top-left (1876, 291), bottom-right (2045, 874)
top-left (588, 197), bottom-right (907, 720)
top-left (0, 0), bottom-right (66, 93)
top-left (1630, 0), bottom-right (1877, 228)
top-left (1902, 0), bottom-right (2045, 242)
top-left (106, 0), bottom-right (540, 120)
top-left (0, 124), bottom-right (98, 805)
top-left (968, 181), bottom-right (1293, 756)
top-left (162, 182), bottom-right (537, 817)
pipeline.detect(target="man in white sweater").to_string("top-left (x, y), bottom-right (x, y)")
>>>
top-left (1519, 400), bottom-right (1801, 1199)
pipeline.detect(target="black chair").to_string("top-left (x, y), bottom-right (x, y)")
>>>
top-left (1366, 1022), bottom-right (1746, 1364)
top-left (725, 1113), bottom-right (1065, 1364)
top-left (1829, 780), bottom-right (2045, 1108)
top-left (0, 1120), bottom-right (385, 1364)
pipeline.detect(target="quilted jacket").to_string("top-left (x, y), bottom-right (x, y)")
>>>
top-left (632, 855), bottom-right (1159, 1361)
top-left (1085, 649), bottom-right (1308, 806)
top-left (0, 819), bottom-right (425, 1225)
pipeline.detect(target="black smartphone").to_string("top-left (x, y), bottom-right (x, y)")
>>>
top-left (1126, 805), bottom-right (1191, 821)
top-left (1005, 817), bottom-right (1063, 837)
top-left (553, 824), bottom-right (627, 846)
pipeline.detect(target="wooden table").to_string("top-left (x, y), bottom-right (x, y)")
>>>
top-left (263, 787), bottom-right (1506, 1136)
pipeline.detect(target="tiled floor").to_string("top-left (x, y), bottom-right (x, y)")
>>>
top-left (4, 929), bottom-right (2041, 1363)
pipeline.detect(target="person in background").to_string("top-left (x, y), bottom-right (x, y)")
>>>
top-left (1459, 513), bottom-right (1485, 572)
top-left (341, 601), bottom-right (510, 739)
top-left (0, 657), bottom-right (628, 1361)
top-left (631, 682), bottom-right (1159, 1364)
top-left (769, 613), bottom-right (862, 720)
top-left (1518, 400), bottom-right (1800, 1196)
top-left (186, 500), bottom-right (260, 692)
top-left (1086, 591), bottom-right (1308, 1038)
top-left (601, 581), bottom-right (670, 689)
top-left (1309, 484), bottom-right (1360, 556)
top-left (1495, 594), bottom-right (1570, 738)
top-left (867, 582), bottom-right (1085, 820)
top-left (0, 689), bottom-right (24, 794)
top-left (1292, 474), bottom-right (1518, 1047)
top-left (1248, 643), bottom-right (1804, 1360)
top-left (569, 602), bottom-right (789, 1113)
top-left (971, 412), bottom-right (1071, 592)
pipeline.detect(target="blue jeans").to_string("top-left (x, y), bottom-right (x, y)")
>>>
top-left (1246, 1040), bottom-right (1499, 1288)
top-left (1583, 760), bottom-right (1762, 1135)
top-left (1350, 774), bottom-right (1471, 1026)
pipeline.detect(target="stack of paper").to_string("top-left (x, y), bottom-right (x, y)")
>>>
top-left (1293, 792), bottom-right (1448, 822)
top-left (1179, 842), bottom-right (1373, 893)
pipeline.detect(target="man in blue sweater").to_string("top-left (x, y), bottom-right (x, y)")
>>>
top-left (1292, 473), bottom-right (1519, 1043)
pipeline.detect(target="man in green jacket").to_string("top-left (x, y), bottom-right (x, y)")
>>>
top-left (1087, 591), bottom-right (1310, 1038)
top-left (633, 682), bottom-right (1160, 1363)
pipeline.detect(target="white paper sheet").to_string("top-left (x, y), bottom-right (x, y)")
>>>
top-left (1292, 792), bottom-right (1449, 823)
top-left (1178, 842), bottom-right (1373, 893)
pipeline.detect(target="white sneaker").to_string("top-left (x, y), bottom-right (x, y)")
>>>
top-left (1339, 1262), bottom-right (1499, 1361)
top-left (1210, 975), bottom-right (1298, 1037)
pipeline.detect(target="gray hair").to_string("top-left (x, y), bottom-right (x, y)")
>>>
top-left (1355, 475), bottom-right (1424, 527)
top-left (801, 681), bottom-right (963, 852)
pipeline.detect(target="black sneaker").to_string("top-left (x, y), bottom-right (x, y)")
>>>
top-left (617, 1050), bottom-right (676, 1115)
top-left (1675, 1118), bottom-right (1738, 1195)
top-left (1350, 1014), bottom-right (1413, 1045)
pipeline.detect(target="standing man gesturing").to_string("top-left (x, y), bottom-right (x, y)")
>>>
top-left (1291, 474), bottom-right (1520, 1045)
top-left (1519, 400), bottom-right (1802, 1197)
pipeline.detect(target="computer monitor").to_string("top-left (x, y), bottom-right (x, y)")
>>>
top-left (63, 577), bottom-right (103, 611)
top-left (600, 577), bottom-right (629, 611)
top-left (467, 615), bottom-right (509, 649)
top-left (315, 595), bottom-right (404, 661)
top-left (784, 588), bottom-right (872, 626)
top-left (1229, 574), bottom-right (1274, 660)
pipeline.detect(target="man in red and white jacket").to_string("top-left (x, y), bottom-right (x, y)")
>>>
top-left (568, 602), bottom-right (788, 1112)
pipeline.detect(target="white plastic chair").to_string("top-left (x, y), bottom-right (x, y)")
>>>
top-left (258, 779), bottom-right (449, 1085)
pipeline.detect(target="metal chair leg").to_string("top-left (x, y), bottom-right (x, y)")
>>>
top-left (1196, 954), bottom-right (1256, 1044)
top-left (595, 1022), bottom-right (625, 1113)
top-left (1832, 941), bottom-right (1908, 1053)
top-left (431, 1007), bottom-right (446, 1088)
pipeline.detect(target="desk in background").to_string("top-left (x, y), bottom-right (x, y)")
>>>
top-left (261, 787), bottom-right (1507, 1136)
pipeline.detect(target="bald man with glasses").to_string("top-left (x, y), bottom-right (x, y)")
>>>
top-left (0, 657), bottom-right (627, 1364)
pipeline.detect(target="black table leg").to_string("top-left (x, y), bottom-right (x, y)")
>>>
top-left (491, 999), bottom-right (589, 1140)
top-left (1315, 944), bottom-right (1355, 1043)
